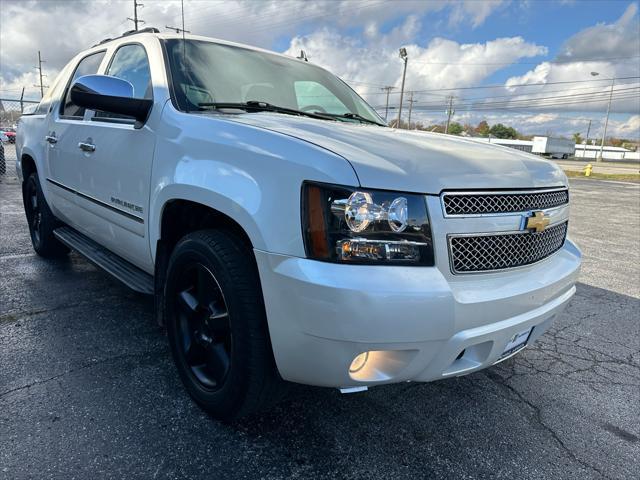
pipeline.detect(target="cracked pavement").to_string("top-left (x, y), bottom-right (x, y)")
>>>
top-left (1, 175), bottom-right (639, 479)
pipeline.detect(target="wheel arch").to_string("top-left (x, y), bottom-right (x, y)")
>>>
top-left (157, 198), bottom-right (256, 255)
top-left (150, 184), bottom-right (266, 260)
top-left (151, 190), bottom-right (266, 327)
top-left (20, 152), bottom-right (37, 182)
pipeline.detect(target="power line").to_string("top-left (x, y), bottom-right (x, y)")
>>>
top-left (408, 86), bottom-right (640, 108)
top-left (404, 92), bottom-right (640, 110)
top-left (430, 82), bottom-right (640, 104)
top-left (403, 92), bottom-right (640, 112)
top-left (414, 75), bottom-right (640, 93)
top-left (354, 76), bottom-right (640, 95)
top-left (408, 54), bottom-right (640, 66)
top-left (373, 89), bottom-right (640, 112)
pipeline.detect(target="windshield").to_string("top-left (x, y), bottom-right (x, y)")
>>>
top-left (163, 39), bottom-right (383, 124)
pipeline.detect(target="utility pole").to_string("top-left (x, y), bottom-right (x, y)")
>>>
top-left (381, 86), bottom-right (395, 121)
top-left (397, 47), bottom-right (408, 128)
top-left (598, 77), bottom-right (614, 162)
top-left (583, 119), bottom-right (592, 158)
top-left (407, 91), bottom-right (418, 129)
top-left (19, 87), bottom-right (25, 112)
top-left (128, 0), bottom-right (144, 31)
top-left (444, 96), bottom-right (455, 134)
top-left (34, 51), bottom-right (47, 99)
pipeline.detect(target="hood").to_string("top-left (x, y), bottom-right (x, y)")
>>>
top-left (227, 113), bottom-right (567, 194)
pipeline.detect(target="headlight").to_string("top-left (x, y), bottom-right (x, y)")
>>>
top-left (302, 182), bottom-right (434, 265)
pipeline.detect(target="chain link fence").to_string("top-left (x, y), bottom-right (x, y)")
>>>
top-left (1, 98), bottom-right (39, 178)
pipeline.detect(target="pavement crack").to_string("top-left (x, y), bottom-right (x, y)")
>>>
top-left (0, 352), bottom-right (160, 400)
top-left (484, 370), bottom-right (613, 480)
top-left (0, 293), bottom-right (147, 326)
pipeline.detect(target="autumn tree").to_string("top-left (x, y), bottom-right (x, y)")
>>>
top-left (475, 120), bottom-right (490, 136)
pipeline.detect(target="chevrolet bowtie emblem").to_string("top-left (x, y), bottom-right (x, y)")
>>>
top-left (525, 211), bottom-right (550, 232)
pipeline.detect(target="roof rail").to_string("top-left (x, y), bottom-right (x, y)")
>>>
top-left (93, 27), bottom-right (160, 47)
top-left (122, 27), bottom-right (160, 37)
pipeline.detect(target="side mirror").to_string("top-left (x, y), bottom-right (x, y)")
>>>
top-left (70, 75), bottom-right (153, 125)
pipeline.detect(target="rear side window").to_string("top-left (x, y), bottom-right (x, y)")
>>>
top-left (95, 44), bottom-right (152, 120)
top-left (61, 51), bottom-right (106, 117)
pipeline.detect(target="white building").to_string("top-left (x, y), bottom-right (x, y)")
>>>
top-left (466, 137), bottom-right (639, 161)
top-left (465, 137), bottom-right (533, 153)
top-left (574, 144), bottom-right (639, 161)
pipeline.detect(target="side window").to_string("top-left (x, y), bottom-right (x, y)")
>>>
top-left (95, 44), bottom-right (152, 120)
top-left (294, 81), bottom-right (349, 115)
top-left (61, 51), bottom-right (106, 117)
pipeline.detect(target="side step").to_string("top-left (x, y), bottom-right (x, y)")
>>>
top-left (54, 226), bottom-right (154, 295)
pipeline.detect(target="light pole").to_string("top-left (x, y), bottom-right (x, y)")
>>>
top-left (591, 71), bottom-right (615, 162)
top-left (397, 47), bottom-right (408, 129)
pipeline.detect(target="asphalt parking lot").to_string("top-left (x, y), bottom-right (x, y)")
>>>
top-left (1, 174), bottom-right (639, 479)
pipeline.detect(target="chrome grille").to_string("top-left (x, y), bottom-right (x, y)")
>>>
top-left (443, 189), bottom-right (568, 215)
top-left (449, 221), bottom-right (568, 273)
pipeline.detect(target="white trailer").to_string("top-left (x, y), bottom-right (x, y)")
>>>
top-left (532, 136), bottom-right (575, 159)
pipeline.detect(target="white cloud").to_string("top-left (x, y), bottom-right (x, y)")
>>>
top-left (0, 0), bottom-right (506, 99)
top-left (557, 3), bottom-right (639, 61)
top-left (522, 113), bottom-right (560, 124)
top-left (501, 4), bottom-right (640, 114)
top-left (285, 27), bottom-right (546, 102)
top-left (610, 114), bottom-right (640, 138)
top-left (0, 0), bottom-right (636, 140)
top-left (449, 0), bottom-right (507, 28)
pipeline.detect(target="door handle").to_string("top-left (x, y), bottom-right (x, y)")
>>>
top-left (45, 135), bottom-right (57, 144)
top-left (78, 142), bottom-right (96, 152)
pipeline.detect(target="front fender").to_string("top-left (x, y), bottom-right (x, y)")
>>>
top-left (149, 107), bottom-right (360, 260)
top-left (150, 182), bottom-right (266, 259)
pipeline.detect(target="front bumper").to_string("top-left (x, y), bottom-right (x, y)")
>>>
top-left (254, 239), bottom-right (581, 388)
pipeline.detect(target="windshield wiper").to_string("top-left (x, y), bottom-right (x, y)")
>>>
top-left (197, 101), bottom-right (335, 121)
top-left (312, 111), bottom-right (385, 126)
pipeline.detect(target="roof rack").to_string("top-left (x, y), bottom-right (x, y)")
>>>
top-left (93, 27), bottom-right (160, 47)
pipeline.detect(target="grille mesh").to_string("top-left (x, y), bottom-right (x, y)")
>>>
top-left (443, 189), bottom-right (568, 215)
top-left (449, 222), bottom-right (568, 273)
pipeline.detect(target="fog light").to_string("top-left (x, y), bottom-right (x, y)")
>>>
top-left (349, 351), bottom-right (369, 373)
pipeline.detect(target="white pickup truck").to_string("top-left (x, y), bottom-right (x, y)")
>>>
top-left (16, 29), bottom-right (581, 420)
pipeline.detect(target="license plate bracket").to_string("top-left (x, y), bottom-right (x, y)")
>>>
top-left (498, 327), bottom-right (533, 361)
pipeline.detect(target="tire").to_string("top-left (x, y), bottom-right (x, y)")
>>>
top-left (0, 144), bottom-right (5, 177)
top-left (164, 229), bottom-right (283, 420)
top-left (23, 172), bottom-right (69, 258)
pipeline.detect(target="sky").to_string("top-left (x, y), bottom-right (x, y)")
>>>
top-left (1, 0), bottom-right (639, 140)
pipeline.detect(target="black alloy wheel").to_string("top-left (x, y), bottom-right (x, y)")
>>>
top-left (173, 262), bottom-right (232, 390)
top-left (26, 176), bottom-right (43, 246)
top-left (164, 230), bottom-right (284, 420)
top-left (23, 172), bottom-right (68, 258)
